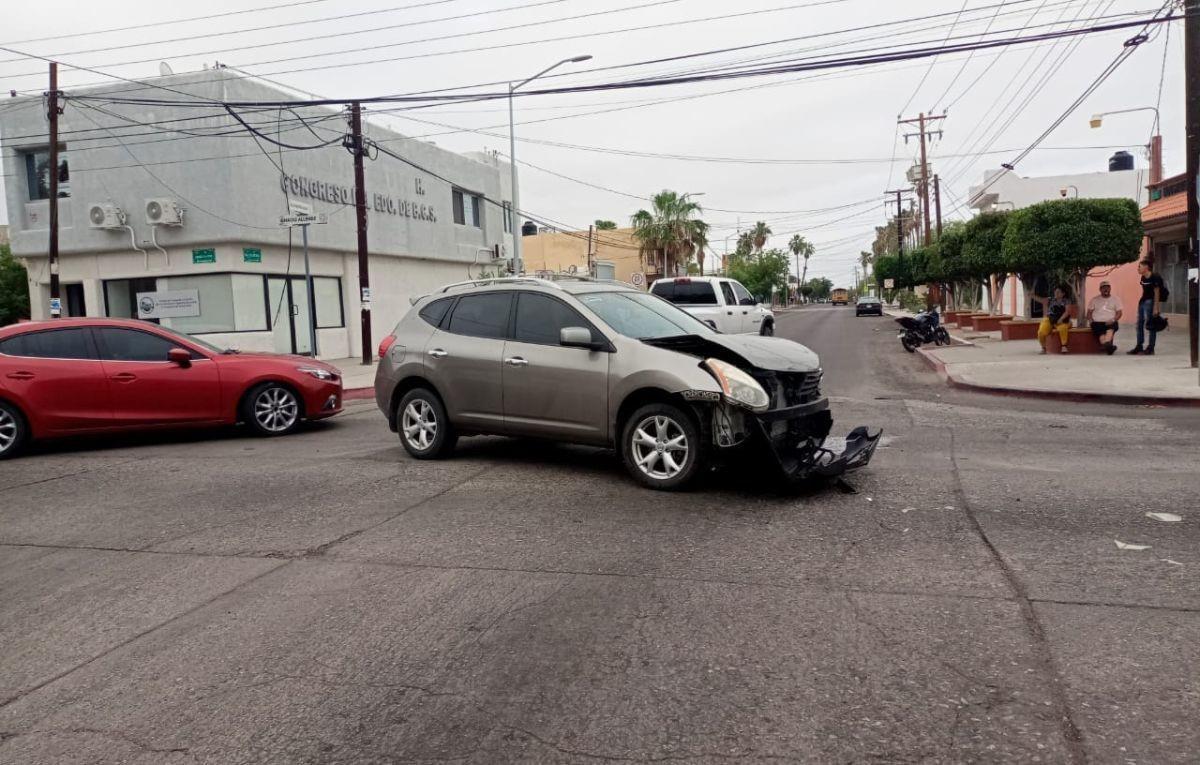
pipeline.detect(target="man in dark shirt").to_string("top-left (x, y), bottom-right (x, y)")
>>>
top-left (1129, 260), bottom-right (1164, 355)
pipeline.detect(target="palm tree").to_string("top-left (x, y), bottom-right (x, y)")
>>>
top-left (630, 190), bottom-right (708, 277)
top-left (788, 234), bottom-right (814, 299)
top-left (735, 231), bottom-right (754, 258)
top-left (750, 221), bottom-right (772, 253)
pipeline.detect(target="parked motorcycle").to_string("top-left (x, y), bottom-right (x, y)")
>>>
top-left (895, 309), bottom-right (950, 352)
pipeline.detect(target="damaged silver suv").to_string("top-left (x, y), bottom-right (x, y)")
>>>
top-left (374, 277), bottom-right (879, 491)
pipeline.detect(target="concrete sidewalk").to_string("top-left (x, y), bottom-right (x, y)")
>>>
top-left (917, 325), bottom-right (1200, 405)
top-left (328, 357), bottom-right (378, 399)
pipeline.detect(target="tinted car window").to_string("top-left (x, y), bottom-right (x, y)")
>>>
top-left (0, 328), bottom-right (96, 360)
top-left (514, 292), bottom-right (596, 345)
top-left (94, 327), bottom-right (179, 362)
top-left (719, 281), bottom-right (737, 305)
top-left (651, 281), bottom-right (717, 305)
top-left (731, 281), bottom-right (755, 305)
top-left (446, 293), bottom-right (511, 339)
top-left (419, 297), bottom-right (453, 327)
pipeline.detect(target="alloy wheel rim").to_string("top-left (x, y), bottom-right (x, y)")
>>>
top-left (631, 415), bottom-right (689, 480)
top-left (254, 387), bottom-right (299, 432)
top-left (0, 409), bottom-right (16, 453)
top-left (402, 399), bottom-right (437, 451)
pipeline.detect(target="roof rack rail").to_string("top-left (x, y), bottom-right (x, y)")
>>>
top-left (409, 274), bottom-right (639, 305)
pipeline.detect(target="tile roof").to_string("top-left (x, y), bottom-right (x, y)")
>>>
top-left (1141, 193), bottom-right (1187, 224)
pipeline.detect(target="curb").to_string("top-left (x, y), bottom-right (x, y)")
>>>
top-left (914, 347), bottom-right (1200, 408)
top-left (344, 387), bottom-right (375, 402)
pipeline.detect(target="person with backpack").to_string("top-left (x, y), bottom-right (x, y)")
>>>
top-left (1034, 285), bottom-right (1074, 354)
top-left (1129, 260), bottom-right (1167, 355)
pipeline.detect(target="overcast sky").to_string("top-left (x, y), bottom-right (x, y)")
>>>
top-left (0, 0), bottom-right (1185, 286)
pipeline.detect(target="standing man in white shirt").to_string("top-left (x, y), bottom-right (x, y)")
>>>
top-left (1086, 280), bottom-right (1124, 355)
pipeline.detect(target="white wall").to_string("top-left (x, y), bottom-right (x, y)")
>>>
top-left (968, 167), bottom-right (1148, 212)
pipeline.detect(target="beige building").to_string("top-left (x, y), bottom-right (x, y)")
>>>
top-left (519, 227), bottom-right (649, 288)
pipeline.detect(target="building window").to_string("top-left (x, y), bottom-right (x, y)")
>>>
top-left (313, 277), bottom-right (344, 328)
top-left (23, 148), bottom-right (70, 201)
top-left (503, 202), bottom-right (513, 234)
top-left (452, 187), bottom-right (482, 228)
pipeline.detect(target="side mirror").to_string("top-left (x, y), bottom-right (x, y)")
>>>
top-left (560, 326), bottom-right (601, 350)
top-left (703, 319), bottom-right (718, 331)
top-left (168, 347), bottom-right (192, 367)
top-left (739, 297), bottom-right (757, 306)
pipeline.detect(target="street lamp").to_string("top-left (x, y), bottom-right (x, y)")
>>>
top-left (1089, 106), bottom-right (1163, 184)
top-left (508, 54), bottom-right (592, 276)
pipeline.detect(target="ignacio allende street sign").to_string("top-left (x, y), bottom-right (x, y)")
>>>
top-left (279, 212), bottom-right (328, 227)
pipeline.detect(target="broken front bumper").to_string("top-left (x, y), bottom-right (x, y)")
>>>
top-left (733, 400), bottom-right (881, 480)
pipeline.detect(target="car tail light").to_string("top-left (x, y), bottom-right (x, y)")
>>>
top-left (378, 334), bottom-right (396, 358)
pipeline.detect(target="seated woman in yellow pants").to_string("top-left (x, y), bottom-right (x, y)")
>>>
top-left (1034, 285), bottom-right (1072, 354)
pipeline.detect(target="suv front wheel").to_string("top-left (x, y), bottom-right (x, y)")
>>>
top-left (620, 403), bottom-right (704, 491)
top-left (397, 387), bottom-right (457, 459)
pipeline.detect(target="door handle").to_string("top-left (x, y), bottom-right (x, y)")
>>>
top-left (726, 311), bottom-right (733, 315)
top-left (427, 348), bottom-right (448, 358)
top-left (742, 310), bottom-right (749, 315)
top-left (5, 371), bottom-right (34, 380)
top-left (504, 356), bottom-right (529, 367)
top-left (109, 372), bottom-right (138, 383)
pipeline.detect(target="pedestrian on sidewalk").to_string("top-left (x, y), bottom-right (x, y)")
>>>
top-left (1129, 260), bottom-right (1165, 356)
top-left (1035, 285), bottom-right (1073, 355)
top-left (1086, 280), bottom-right (1123, 355)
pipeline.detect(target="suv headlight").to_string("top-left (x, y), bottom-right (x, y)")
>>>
top-left (703, 358), bottom-right (770, 412)
top-left (297, 366), bottom-right (337, 381)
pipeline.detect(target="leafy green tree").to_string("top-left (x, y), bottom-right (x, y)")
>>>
top-left (727, 248), bottom-right (789, 302)
top-left (807, 276), bottom-right (834, 300)
top-left (1002, 198), bottom-right (1142, 319)
top-left (959, 211), bottom-right (1011, 313)
top-left (749, 221), bottom-right (773, 253)
top-left (788, 234), bottom-right (815, 294)
top-left (0, 244), bottom-right (30, 327)
top-left (734, 231), bottom-right (754, 258)
top-left (593, 219), bottom-right (617, 230)
top-left (630, 190), bottom-right (709, 277)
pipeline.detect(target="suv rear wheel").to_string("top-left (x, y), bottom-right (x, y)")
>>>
top-left (621, 403), bottom-right (704, 491)
top-left (397, 387), bottom-right (457, 459)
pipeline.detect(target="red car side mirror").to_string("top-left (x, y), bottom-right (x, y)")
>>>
top-left (168, 347), bottom-right (192, 367)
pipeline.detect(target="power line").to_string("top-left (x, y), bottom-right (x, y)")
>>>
top-left (898, 0), bottom-right (970, 116)
top-left (0, 0), bottom-right (340, 46)
top-left (0, 0), bottom-right (467, 64)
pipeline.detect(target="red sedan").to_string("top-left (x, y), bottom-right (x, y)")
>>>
top-left (0, 318), bottom-right (343, 459)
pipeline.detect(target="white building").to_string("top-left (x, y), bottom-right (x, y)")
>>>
top-left (0, 69), bottom-right (516, 359)
top-left (966, 157), bottom-right (1149, 316)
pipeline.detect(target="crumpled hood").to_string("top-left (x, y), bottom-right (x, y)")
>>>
top-left (643, 333), bottom-right (820, 373)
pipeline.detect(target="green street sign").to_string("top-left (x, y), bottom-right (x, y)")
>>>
top-left (243, 248), bottom-right (262, 263)
top-left (192, 248), bottom-right (216, 264)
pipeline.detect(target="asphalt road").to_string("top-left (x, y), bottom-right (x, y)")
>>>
top-left (1, 306), bottom-right (1197, 764)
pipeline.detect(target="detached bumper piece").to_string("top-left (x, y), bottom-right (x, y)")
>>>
top-left (752, 410), bottom-right (881, 480)
top-left (808, 426), bottom-right (881, 477)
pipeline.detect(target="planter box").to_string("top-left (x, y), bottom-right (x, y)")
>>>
top-left (1000, 320), bottom-right (1040, 341)
top-left (1045, 327), bottom-right (1103, 354)
top-left (943, 310), bottom-right (963, 324)
top-left (953, 312), bottom-right (988, 328)
top-left (970, 314), bottom-right (1014, 332)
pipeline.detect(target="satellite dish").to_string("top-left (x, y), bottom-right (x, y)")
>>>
top-left (159, 62), bottom-right (174, 76)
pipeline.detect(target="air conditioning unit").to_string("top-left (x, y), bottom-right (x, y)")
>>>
top-left (87, 202), bottom-right (125, 230)
top-left (145, 198), bottom-right (183, 226)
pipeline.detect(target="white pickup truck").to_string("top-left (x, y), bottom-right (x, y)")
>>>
top-left (649, 276), bottom-right (776, 336)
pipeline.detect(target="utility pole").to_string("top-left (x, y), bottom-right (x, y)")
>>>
top-left (349, 103), bottom-right (372, 365)
top-left (933, 174), bottom-right (943, 238)
top-left (1186, 0), bottom-right (1199, 371)
top-left (586, 224), bottom-right (594, 277)
top-left (47, 63), bottom-right (62, 318)
top-left (899, 112), bottom-right (946, 246)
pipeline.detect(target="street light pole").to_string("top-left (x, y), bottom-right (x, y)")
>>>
top-left (507, 54), bottom-right (592, 277)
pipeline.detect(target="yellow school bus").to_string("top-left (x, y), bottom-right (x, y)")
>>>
top-left (831, 288), bottom-right (850, 305)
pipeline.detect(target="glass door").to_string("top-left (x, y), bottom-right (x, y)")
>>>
top-left (267, 277), bottom-right (315, 356)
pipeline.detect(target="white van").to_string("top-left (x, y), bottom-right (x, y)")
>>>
top-left (649, 277), bottom-right (776, 336)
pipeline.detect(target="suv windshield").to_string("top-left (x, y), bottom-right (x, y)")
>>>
top-left (577, 291), bottom-right (716, 340)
